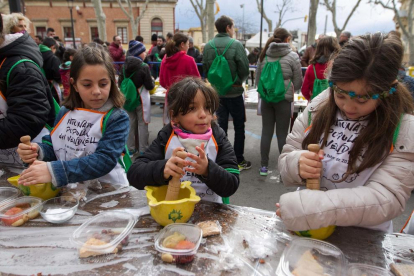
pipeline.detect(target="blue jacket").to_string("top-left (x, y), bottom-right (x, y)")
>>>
top-left (39, 106), bottom-right (129, 187)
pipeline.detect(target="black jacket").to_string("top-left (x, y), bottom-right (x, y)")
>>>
top-left (118, 56), bottom-right (155, 91)
top-left (0, 33), bottom-right (55, 149)
top-left (127, 123), bottom-right (240, 197)
top-left (187, 47), bottom-right (200, 62)
top-left (41, 48), bottom-right (61, 83)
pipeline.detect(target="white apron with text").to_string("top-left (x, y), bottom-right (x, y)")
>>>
top-left (50, 108), bottom-right (128, 186)
top-left (0, 91), bottom-right (49, 167)
top-left (319, 111), bottom-right (390, 232)
top-left (139, 87), bottom-right (151, 124)
top-left (165, 133), bottom-right (220, 203)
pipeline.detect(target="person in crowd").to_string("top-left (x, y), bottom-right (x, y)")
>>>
top-left (301, 36), bottom-right (340, 101)
top-left (40, 37), bottom-right (62, 104)
top-left (118, 40), bottom-right (154, 155)
top-left (135, 35), bottom-right (144, 43)
top-left (301, 34), bottom-right (324, 67)
top-left (255, 28), bottom-right (302, 176)
top-left (17, 45), bottom-right (130, 188)
top-left (277, 33), bottom-right (414, 233)
top-left (197, 42), bottom-right (206, 78)
top-left (187, 37), bottom-right (200, 61)
top-left (0, 14), bottom-right (55, 167)
top-left (166, 32), bottom-right (173, 43)
top-left (127, 77), bottom-right (240, 203)
top-left (34, 35), bottom-right (43, 45)
top-left (109, 35), bottom-right (125, 73)
top-left (59, 48), bottom-right (77, 99)
top-left (203, 15), bottom-right (250, 171)
top-left (148, 33), bottom-right (158, 55)
top-left (159, 33), bottom-right (200, 124)
top-left (149, 35), bottom-right (166, 79)
top-left (247, 47), bottom-right (259, 86)
top-left (398, 67), bottom-right (414, 98)
top-left (2, 13), bottom-right (31, 34)
top-left (46, 28), bottom-right (55, 38)
top-left (339, 31), bottom-right (351, 47)
top-left (93, 38), bottom-right (104, 45)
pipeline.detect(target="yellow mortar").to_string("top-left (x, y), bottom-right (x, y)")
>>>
top-left (145, 181), bottom-right (200, 226)
top-left (7, 175), bottom-right (60, 200)
top-left (295, 225), bottom-right (336, 240)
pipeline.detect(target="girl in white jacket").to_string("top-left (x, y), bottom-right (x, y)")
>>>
top-left (277, 32), bottom-right (414, 233)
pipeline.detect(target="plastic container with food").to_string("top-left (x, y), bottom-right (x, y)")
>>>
top-left (348, 263), bottom-right (392, 276)
top-left (0, 196), bottom-right (42, 227)
top-left (276, 238), bottom-right (347, 276)
top-left (70, 211), bottom-right (136, 258)
top-left (155, 223), bottom-right (203, 264)
top-left (40, 196), bottom-right (79, 224)
top-left (0, 187), bottom-right (20, 207)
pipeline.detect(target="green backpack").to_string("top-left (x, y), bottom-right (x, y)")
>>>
top-left (207, 39), bottom-right (237, 96)
top-left (120, 63), bottom-right (146, 112)
top-left (311, 65), bottom-right (329, 100)
top-left (6, 59), bottom-right (60, 130)
top-left (257, 56), bottom-right (291, 103)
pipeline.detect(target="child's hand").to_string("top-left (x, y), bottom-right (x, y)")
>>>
top-left (185, 143), bottom-right (208, 177)
top-left (276, 203), bottom-right (282, 218)
top-left (16, 142), bottom-right (39, 164)
top-left (299, 149), bottom-right (324, 179)
top-left (164, 147), bottom-right (188, 180)
top-left (18, 160), bottom-right (52, 186)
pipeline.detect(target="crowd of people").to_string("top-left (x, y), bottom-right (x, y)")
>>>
top-left (0, 12), bottom-right (414, 234)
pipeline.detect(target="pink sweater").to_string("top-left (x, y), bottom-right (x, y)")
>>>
top-left (159, 51), bottom-right (200, 89)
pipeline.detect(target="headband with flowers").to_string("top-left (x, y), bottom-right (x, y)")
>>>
top-left (329, 81), bottom-right (397, 100)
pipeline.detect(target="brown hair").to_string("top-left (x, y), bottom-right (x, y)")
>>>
top-left (167, 77), bottom-right (219, 119)
top-left (309, 36), bottom-right (340, 65)
top-left (215, 15), bottom-right (233, 33)
top-left (303, 33), bottom-right (414, 181)
top-left (165, 33), bottom-right (188, 57)
top-left (63, 45), bottom-right (125, 110)
top-left (259, 28), bottom-right (291, 62)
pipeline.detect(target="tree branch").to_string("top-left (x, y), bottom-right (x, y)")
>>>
top-left (391, 0), bottom-right (411, 39)
top-left (135, 0), bottom-right (150, 26)
top-left (189, 0), bottom-right (203, 21)
top-left (341, 0), bottom-right (363, 32)
top-left (117, 0), bottom-right (134, 21)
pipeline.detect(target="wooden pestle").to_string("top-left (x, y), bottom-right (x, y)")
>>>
top-left (165, 151), bottom-right (188, 201)
top-left (306, 144), bottom-right (321, 190)
top-left (20, 135), bottom-right (33, 166)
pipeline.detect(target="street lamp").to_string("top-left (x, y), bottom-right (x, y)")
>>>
top-left (240, 4), bottom-right (245, 41)
top-left (67, 0), bottom-right (77, 49)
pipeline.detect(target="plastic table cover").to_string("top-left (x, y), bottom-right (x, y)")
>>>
top-left (0, 165), bottom-right (413, 276)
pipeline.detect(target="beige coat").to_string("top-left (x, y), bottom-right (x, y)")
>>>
top-left (278, 89), bottom-right (414, 231)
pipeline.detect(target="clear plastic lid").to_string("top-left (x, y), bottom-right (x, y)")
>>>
top-left (70, 211), bottom-right (136, 256)
top-left (0, 187), bottom-right (20, 207)
top-left (0, 196), bottom-right (42, 226)
top-left (277, 238), bottom-right (347, 276)
top-left (348, 263), bottom-right (392, 276)
top-left (155, 223), bottom-right (202, 256)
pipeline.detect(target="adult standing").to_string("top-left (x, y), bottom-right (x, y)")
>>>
top-left (2, 13), bottom-right (31, 34)
top-left (256, 28), bottom-right (302, 176)
top-left (187, 37), bottom-right (200, 61)
top-left (247, 48), bottom-right (259, 87)
top-left (301, 34), bottom-right (324, 67)
top-left (0, 15), bottom-right (55, 167)
top-left (339, 31), bottom-right (351, 47)
top-left (203, 15), bottom-right (250, 171)
top-left (40, 37), bottom-right (62, 104)
top-left (109, 35), bottom-right (125, 73)
top-left (159, 33), bottom-right (200, 124)
top-left (301, 36), bottom-right (340, 100)
top-left (46, 28), bottom-right (55, 38)
top-left (149, 36), bottom-right (165, 79)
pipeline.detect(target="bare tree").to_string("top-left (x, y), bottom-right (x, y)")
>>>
top-left (233, 15), bottom-right (259, 35)
top-left (322, 0), bottom-right (363, 38)
top-left (206, 0), bottom-right (215, 40)
top-left (91, 0), bottom-right (107, 42)
top-left (117, 0), bottom-right (150, 38)
top-left (372, 0), bottom-right (414, 66)
top-left (275, 0), bottom-right (296, 29)
top-left (307, 0), bottom-right (320, 47)
top-left (256, 0), bottom-right (273, 33)
top-left (189, 0), bottom-right (208, 43)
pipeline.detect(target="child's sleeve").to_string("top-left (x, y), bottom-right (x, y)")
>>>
top-left (48, 109), bottom-right (129, 187)
top-left (127, 130), bottom-right (170, 189)
top-left (195, 127), bottom-right (240, 197)
top-left (277, 107), bottom-right (309, 186)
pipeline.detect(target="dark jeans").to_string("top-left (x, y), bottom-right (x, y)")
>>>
top-left (217, 95), bottom-right (246, 163)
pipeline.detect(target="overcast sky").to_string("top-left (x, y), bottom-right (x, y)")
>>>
top-left (175, 0), bottom-right (396, 36)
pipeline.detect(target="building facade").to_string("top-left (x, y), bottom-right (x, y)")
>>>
top-left (19, 0), bottom-right (177, 48)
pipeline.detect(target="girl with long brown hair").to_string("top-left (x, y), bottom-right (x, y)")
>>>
top-left (276, 33), bottom-right (414, 233)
